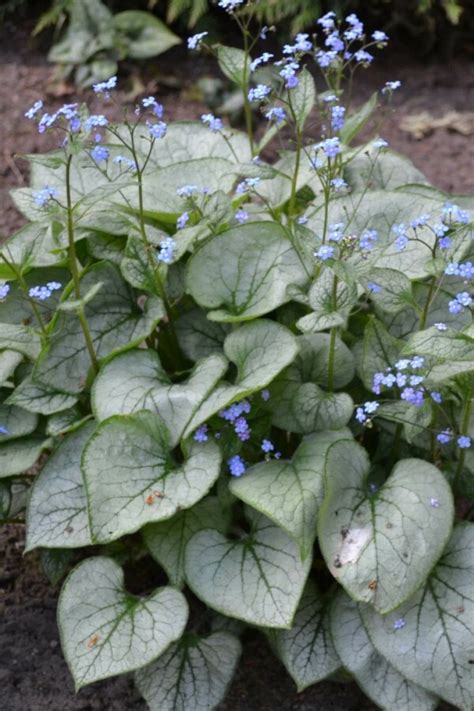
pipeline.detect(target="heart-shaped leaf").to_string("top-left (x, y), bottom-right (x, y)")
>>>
top-left (269, 580), bottom-right (341, 692)
top-left (92, 349), bottom-right (227, 445)
top-left (318, 440), bottom-right (454, 612)
top-left (182, 319), bottom-right (298, 438)
top-left (135, 632), bottom-right (241, 711)
top-left (143, 497), bottom-right (229, 588)
top-left (176, 308), bottom-right (231, 362)
top-left (26, 422), bottom-right (94, 551)
top-left (362, 523), bottom-right (474, 710)
top-left (185, 510), bottom-right (311, 628)
top-left (271, 382), bottom-right (353, 434)
top-left (230, 429), bottom-right (352, 558)
top-left (331, 590), bottom-right (438, 711)
top-left (297, 269), bottom-right (357, 333)
top-left (83, 410), bottom-right (222, 543)
top-left (186, 222), bottom-right (307, 322)
top-left (58, 556), bottom-right (188, 689)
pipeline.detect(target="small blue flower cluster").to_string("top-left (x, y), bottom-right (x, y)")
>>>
top-left (157, 238), bottom-right (176, 265)
top-left (0, 426), bottom-right (8, 435)
top-left (187, 32), bottom-right (208, 50)
top-left (393, 204), bottom-right (471, 253)
top-left (33, 185), bottom-right (59, 208)
top-left (0, 284), bottom-right (10, 300)
top-left (29, 281), bottom-right (62, 301)
top-left (436, 430), bottom-right (471, 448)
top-left (248, 85), bottom-right (272, 102)
top-left (355, 401), bottom-right (380, 423)
top-left (315, 12), bottom-right (388, 70)
top-left (176, 212), bottom-right (189, 230)
top-left (236, 177), bottom-right (261, 194)
top-left (373, 356), bottom-right (430, 407)
top-left (201, 113), bottom-right (223, 132)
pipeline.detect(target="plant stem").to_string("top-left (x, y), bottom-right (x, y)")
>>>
top-left (0, 251), bottom-right (48, 338)
top-left (327, 275), bottom-right (339, 391)
top-left (419, 275), bottom-right (437, 330)
top-left (454, 382), bottom-right (472, 487)
top-left (289, 127), bottom-right (302, 217)
top-left (242, 28), bottom-right (255, 156)
top-left (65, 155), bottom-right (99, 374)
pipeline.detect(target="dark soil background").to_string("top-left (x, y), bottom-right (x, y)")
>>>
top-left (0, 19), bottom-right (471, 711)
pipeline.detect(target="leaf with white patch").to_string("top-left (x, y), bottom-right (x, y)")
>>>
top-left (6, 377), bottom-right (78, 415)
top-left (362, 524), bottom-right (474, 710)
top-left (318, 440), bottom-right (454, 612)
top-left (0, 437), bottom-right (50, 478)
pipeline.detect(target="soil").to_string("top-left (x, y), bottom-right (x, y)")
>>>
top-left (0, 20), bottom-right (470, 711)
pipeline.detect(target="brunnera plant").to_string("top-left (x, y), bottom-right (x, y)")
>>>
top-left (1, 3), bottom-right (473, 710)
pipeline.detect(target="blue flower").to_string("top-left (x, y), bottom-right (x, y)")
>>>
top-left (330, 177), bottom-right (347, 191)
top-left (373, 138), bottom-right (388, 149)
top-left (328, 223), bottom-right (344, 242)
top-left (360, 228), bottom-right (378, 251)
top-left (393, 618), bottom-right (406, 630)
top-left (228, 455), bottom-right (246, 477)
top-left (434, 322), bottom-right (447, 331)
top-left (148, 121), bottom-right (167, 139)
top-left (220, 400), bottom-right (251, 422)
top-left (367, 282), bottom-right (381, 293)
top-left (392, 223), bottom-right (409, 251)
top-left (236, 177), bottom-right (260, 194)
top-left (0, 284), bottom-right (10, 300)
top-left (261, 439), bottom-right (274, 453)
top-left (430, 497), bottom-right (440, 508)
top-left (315, 50), bottom-right (338, 68)
top-left (430, 391), bottom-right (442, 404)
top-left (142, 97), bottom-right (164, 118)
top-left (449, 292), bottom-right (472, 314)
top-left (410, 356), bottom-right (425, 369)
top-left (193, 424), bottom-right (208, 442)
top-left (317, 12), bottom-right (336, 31)
top-left (325, 31), bottom-right (344, 52)
top-left (187, 32), bottom-right (208, 50)
top-left (176, 212), bottom-right (189, 230)
top-left (372, 30), bottom-right (389, 43)
top-left (442, 202), bottom-right (469, 224)
top-left (250, 52), bottom-right (274, 71)
top-left (201, 113), bottom-right (223, 131)
top-left (25, 100), bottom-right (43, 119)
top-left (157, 237), bottom-right (176, 264)
top-left (93, 76), bottom-right (117, 94)
top-left (235, 209), bottom-right (249, 224)
top-left (33, 185), bottom-right (58, 208)
top-left (315, 245), bottom-right (335, 261)
top-left (248, 84), bottom-right (272, 102)
top-left (29, 285), bottom-right (55, 301)
top-left (297, 215), bottom-right (308, 225)
top-left (437, 429), bottom-right (452, 444)
top-left (38, 112), bottom-right (57, 133)
top-left (382, 80), bottom-right (401, 93)
top-left (319, 137), bottom-right (341, 158)
top-left (84, 114), bottom-right (108, 131)
top-left (113, 155), bottom-right (136, 170)
top-left (458, 435), bottom-right (471, 449)
top-left (265, 107), bottom-right (286, 124)
top-left (90, 145), bottom-right (109, 162)
top-left (331, 105), bottom-right (346, 131)
top-left (261, 389), bottom-right (270, 401)
top-left (400, 387), bottom-right (424, 407)
top-left (411, 213), bottom-right (430, 228)
top-left (0, 426), bottom-right (8, 435)
top-left (234, 416), bottom-right (251, 441)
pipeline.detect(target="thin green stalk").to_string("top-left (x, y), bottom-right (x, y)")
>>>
top-left (454, 384), bottom-right (472, 487)
top-left (65, 155), bottom-right (99, 374)
top-left (0, 250), bottom-right (48, 338)
top-left (242, 28), bottom-right (255, 156)
top-left (327, 274), bottom-right (339, 391)
top-left (288, 127), bottom-right (302, 217)
top-left (419, 275), bottom-right (437, 330)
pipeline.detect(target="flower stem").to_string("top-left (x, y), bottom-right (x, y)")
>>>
top-left (65, 155), bottom-right (99, 374)
top-left (454, 382), bottom-right (472, 487)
